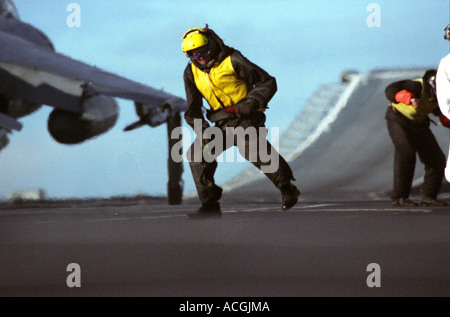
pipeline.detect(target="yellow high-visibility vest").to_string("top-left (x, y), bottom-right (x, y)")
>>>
top-left (391, 78), bottom-right (438, 122)
top-left (191, 55), bottom-right (248, 111)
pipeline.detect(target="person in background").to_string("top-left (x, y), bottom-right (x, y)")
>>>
top-left (181, 25), bottom-right (300, 218)
top-left (436, 24), bottom-right (450, 182)
top-left (384, 69), bottom-right (449, 206)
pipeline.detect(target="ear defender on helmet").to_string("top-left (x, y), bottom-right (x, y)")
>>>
top-left (182, 27), bottom-right (209, 57)
top-left (429, 75), bottom-right (436, 91)
top-left (444, 24), bottom-right (450, 41)
top-left (423, 69), bottom-right (437, 94)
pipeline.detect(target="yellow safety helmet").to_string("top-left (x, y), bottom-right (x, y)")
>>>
top-left (182, 27), bottom-right (209, 57)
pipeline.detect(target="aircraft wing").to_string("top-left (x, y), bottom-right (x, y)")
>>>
top-left (0, 16), bottom-right (186, 114)
top-left (0, 6), bottom-right (185, 205)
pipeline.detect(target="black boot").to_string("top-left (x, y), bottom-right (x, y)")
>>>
top-left (187, 202), bottom-right (222, 219)
top-left (392, 197), bottom-right (418, 206)
top-left (419, 196), bottom-right (448, 206)
top-left (281, 183), bottom-right (300, 211)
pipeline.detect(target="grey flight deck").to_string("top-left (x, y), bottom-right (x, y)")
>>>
top-left (0, 68), bottom-right (448, 297)
top-left (0, 199), bottom-right (448, 297)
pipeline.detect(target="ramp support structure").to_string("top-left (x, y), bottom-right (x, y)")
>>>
top-left (166, 111), bottom-right (183, 205)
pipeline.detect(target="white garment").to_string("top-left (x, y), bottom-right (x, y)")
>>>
top-left (436, 54), bottom-right (450, 182)
top-left (436, 54), bottom-right (450, 119)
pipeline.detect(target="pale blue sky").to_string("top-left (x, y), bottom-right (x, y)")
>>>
top-left (0, 0), bottom-right (448, 199)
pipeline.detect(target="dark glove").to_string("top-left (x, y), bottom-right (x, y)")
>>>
top-left (234, 99), bottom-right (258, 117)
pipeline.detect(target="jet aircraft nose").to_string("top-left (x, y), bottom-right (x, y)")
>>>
top-left (0, 0), bottom-right (19, 20)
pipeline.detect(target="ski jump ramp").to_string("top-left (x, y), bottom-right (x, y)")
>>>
top-left (223, 68), bottom-right (450, 203)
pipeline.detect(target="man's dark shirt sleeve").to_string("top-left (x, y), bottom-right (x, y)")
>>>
top-left (231, 50), bottom-right (277, 108)
top-left (183, 64), bottom-right (210, 131)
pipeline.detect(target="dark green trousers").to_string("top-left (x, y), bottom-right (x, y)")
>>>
top-left (187, 113), bottom-right (294, 204)
top-left (385, 107), bottom-right (446, 199)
